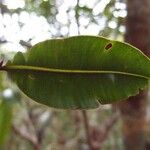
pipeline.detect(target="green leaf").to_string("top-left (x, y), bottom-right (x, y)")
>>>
top-left (0, 101), bottom-right (12, 144)
top-left (2, 36), bottom-right (150, 109)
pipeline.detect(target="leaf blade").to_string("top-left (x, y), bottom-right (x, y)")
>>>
top-left (4, 36), bottom-right (150, 109)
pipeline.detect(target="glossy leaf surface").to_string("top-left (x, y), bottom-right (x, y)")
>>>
top-left (3, 36), bottom-right (150, 109)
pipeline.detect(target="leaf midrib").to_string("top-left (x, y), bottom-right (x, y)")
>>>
top-left (2, 65), bottom-right (149, 80)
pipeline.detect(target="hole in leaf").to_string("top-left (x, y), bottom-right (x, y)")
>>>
top-left (105, 43), bottom-right (112, 50)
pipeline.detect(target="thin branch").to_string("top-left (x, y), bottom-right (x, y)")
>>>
top-left (25, 104), bottom-right (52, 150)
top-left (100, 112), bottom-right (119, 142)
top-left (19, 40), bottom-right (32, 49)
top-left (82, 110), bottom-right (118, 150)
top-left (36, 111), bottom-right (52, 145)
top-left (103, 113), bottom-right (118, 132)
top-left (82, 110), bottom-right (94, 150)
top-left (25, 105), bottom-right (43, 150)
top-left (0, 60), bottom-right (3, 68)
top-left (0, 39), bottom-right (7, 44)
top-left (75, 0), bottom-right (80, 35)
top-left (12, 125), bottom-right (37, 146)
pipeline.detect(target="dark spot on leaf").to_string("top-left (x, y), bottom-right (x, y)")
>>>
top-left (105, 43), bottom-right (112, 50)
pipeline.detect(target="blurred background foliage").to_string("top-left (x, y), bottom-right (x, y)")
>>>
top-left (0, 0), bottom-right (150, 150)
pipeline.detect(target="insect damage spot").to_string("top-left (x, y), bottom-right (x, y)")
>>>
top-left (28, 74), bottom-right (36, 80)
top-left (105, 43), bottom-right (112, 50)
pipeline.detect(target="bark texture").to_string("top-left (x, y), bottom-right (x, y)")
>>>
top-left (119, 0), bottom-right (150, 150)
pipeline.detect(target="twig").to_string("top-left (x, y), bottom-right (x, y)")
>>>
top-left (82, 110), bottom-right (118, 150)
top-left (26, 106), bottom-right (42, 150)
top-left (36, 111), bottom-right (52, 146)
top-left (82, 110), bottom-right (94, 150)
top-left (0, 39), bottom-right (7, 44)
top-left (0, 60), bottom-right (3, 68)
top-left (19, 40), bottom-right (32, 49)
top-left (12, 125), bottom-right (37, 146)
top-left (100, 113), bottom-right (119, 142)
top-left (75, 0), bottom-right (80, 35)
top-left (25, 104), bottom-right (52, 150)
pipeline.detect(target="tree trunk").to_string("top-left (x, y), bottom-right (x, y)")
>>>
top-left (119, 0), bottom-right (150, 150)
